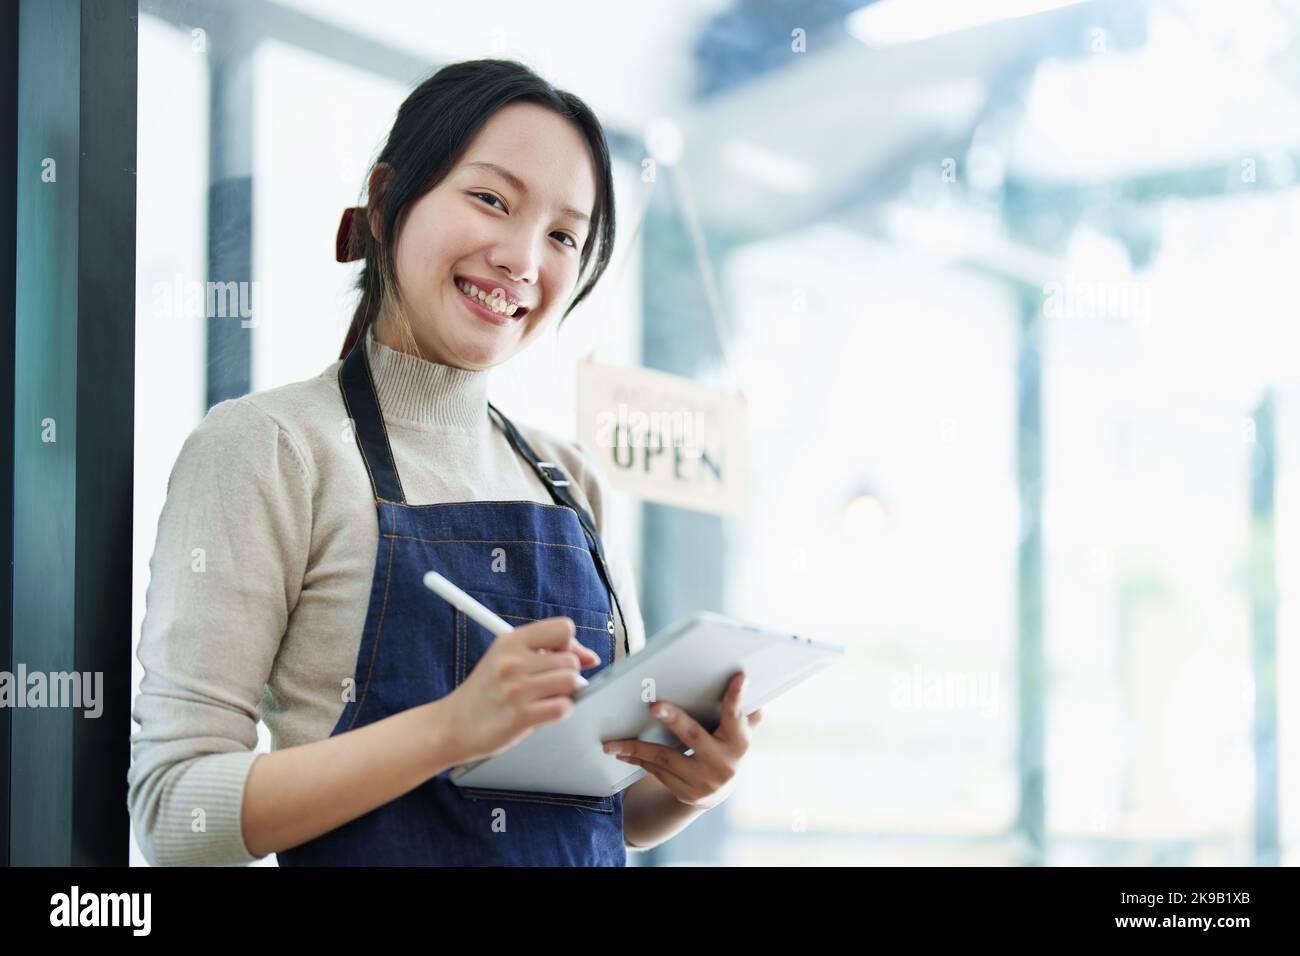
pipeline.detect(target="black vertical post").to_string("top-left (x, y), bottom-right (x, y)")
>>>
top-left (206, 17), bottom-right (254, 408)
top-left (1249, 390), bottom-right (1278, 866)
top-left (0, 0), bottom-right (19, 868)
top-left (10, 0), bottom-right (136, 865)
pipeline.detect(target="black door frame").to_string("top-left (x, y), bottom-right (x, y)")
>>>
top-left (5, 0), bottom-right (136, 866)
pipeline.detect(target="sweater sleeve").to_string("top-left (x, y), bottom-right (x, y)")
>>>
top-left (128, 398), bottom-right (314, 866)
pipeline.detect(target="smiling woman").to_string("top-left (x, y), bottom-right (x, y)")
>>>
top-left (128, 59), bottom-right (676, 869)
top-left (335, 59), bottom-right (617, 370)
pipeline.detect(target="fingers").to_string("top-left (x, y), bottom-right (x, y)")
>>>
top-left (611, 740), bottom-right (696, 788)
top-left (650, 700), bottom-right (728, 768)
top-left (603, 680), bottom-right (759, 807)
top-left (522, 695), bottom-right (573, 728)
top-left (717, 672), bottom-right (751, 746)
top-left (508, 674), bottom-right (581, 733)
top-left (517, 617), bottom-right (601, 666)
top-left (519, 616), bottom-right (576, 651)
top-left (519, 666), bottom-right (588, 700)
top-left (619, 755), bottom-right (696, 802)
top-left (520, 648), bottom-right (585, 676)
top-left (728, 673), bottom-right (746, 722)
top-left (570, 639), bottom-right (601, 667)
top-left (528, 639), bottom-right (599, 671)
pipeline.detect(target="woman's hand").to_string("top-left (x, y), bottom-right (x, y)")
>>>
top-left (601, 672), bottom-right (762, 810)
top-left (444, 617), bottom-right (600, 765)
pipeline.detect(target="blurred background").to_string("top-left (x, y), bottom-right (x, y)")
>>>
top-left (132, 0), bottom-right (1300, 866)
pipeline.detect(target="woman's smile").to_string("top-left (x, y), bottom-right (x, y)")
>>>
top-left (452, 276), bottom-right (527, 327)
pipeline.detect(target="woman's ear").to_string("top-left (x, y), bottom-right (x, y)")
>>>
top-left (366, 162), bottom-right (396, 241)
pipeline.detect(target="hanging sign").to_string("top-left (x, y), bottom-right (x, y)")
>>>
top-left (576, 358), bottom-right (750, 517)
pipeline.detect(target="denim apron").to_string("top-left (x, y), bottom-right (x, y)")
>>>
top-left (276, 336), bottom-right (630, 867)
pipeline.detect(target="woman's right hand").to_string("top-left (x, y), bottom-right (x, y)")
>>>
top-left (441, 617), bottom-right (601, 765)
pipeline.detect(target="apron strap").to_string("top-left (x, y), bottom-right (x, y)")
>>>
top-left (338, 335), bottom-right (630, 656)
top-left (487, 401), bottom-right (630, 657)
top-left (339, 332), bottom-right (406, 503)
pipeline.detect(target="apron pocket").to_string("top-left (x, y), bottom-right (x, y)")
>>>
top-left (451, 588), bottom-right (614, 685)
top-left (456, 787), bottom-right (614, 813)
top-left (449, 588), bottom-right (615, 811)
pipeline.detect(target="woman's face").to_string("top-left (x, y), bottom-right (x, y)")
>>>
top-left (375, 101), bottom-right (599, 370)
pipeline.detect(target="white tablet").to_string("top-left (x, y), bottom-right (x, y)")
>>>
top-left (448, 611), bottom-right (844, 797)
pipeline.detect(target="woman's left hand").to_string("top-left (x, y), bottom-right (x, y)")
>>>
top-left (601, 672), bottom-right (762, 810)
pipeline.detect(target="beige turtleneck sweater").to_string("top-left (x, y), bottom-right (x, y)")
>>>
top-left (127, 326), bottom-right (646, 866)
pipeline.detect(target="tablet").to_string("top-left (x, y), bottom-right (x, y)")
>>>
top-left (448, 611), bottom-right (844, 797)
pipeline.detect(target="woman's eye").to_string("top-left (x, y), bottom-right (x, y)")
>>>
top-left (473, 192), bottom-right (575, 249)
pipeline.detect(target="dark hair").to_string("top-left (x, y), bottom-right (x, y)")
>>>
top-left (338, 59), bottom-right (617, 361)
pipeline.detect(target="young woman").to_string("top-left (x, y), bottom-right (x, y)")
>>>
top-left (128, 59), bottom-right (761, 867)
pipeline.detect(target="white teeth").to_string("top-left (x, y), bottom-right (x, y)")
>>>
top-left (457, 279), bottom-right (521, 316)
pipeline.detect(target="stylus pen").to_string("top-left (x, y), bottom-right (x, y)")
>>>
top-left (423, 571), bottom-right (515, 636)
top-left (423, 571), bottom-right (589, 687)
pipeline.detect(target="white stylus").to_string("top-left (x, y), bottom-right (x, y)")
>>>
top-left (423, 571), bottom-right (591, 687)
top-left (423, 571), bottom-right (515, 635)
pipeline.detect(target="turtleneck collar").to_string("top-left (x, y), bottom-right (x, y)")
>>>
top-left (363, 324), bottom-right (492, 432)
